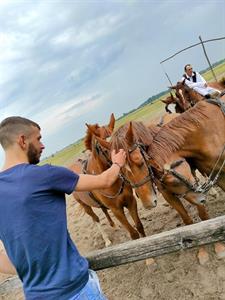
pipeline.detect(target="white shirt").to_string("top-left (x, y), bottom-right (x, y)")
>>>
top-left (181, 71), bottom-right (217, 96)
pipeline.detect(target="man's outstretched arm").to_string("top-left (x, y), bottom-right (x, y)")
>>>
top-left (75, 149), bottom-right (126, 191)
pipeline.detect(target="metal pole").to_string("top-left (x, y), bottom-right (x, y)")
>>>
top-left (160, 63), bottom-right (173, 86)
top-left (199, 35), bottom-right (218, 82)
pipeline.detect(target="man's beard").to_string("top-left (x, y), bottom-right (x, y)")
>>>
top-left (27, 143), bottom-right (41, 164)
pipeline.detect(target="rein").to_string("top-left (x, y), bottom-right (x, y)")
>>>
top-left (88, 142), bottom-right (126, 199)
top-left (195, 144), bottom-right (225, 194)
top-left (161, 97), bottom-right (225, 196)
top-left (79, 159), bottom-right (108, 208)
top-left (160, 159), bottom-right (199, 198)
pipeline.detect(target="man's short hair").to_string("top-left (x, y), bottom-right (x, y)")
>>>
top-left (0, 116), bottom-right (40, 149)
top-left (184, 64), bottom-right (192, 71)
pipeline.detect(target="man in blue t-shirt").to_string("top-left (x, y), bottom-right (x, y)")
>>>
top-left (0, 116), bottom-right (126, 300)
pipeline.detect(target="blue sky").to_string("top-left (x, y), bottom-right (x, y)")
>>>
top-left (0, 0), bottom-right (224, 164)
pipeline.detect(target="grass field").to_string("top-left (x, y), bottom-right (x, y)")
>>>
top-left (40, 60), bottom-right (225, 167)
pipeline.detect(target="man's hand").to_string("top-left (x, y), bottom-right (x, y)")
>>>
top-left (111, 149), bottom-right (126, 168)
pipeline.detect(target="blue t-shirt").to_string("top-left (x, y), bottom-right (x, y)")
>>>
top-left (0, 163), bottom-right (89, 300)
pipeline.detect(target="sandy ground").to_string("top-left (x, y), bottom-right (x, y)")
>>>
top-left (0, 187), bottom-right (225, 300)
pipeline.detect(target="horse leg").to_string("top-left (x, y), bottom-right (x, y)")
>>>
top-left (126, 196), bottom-right (146, 237)
top-left (110, 207), bottom-right (140, 240)
top-left (77, 200), bottom-right (100, 223)
top-left (183, 196), bottom-right (209, 221)
top-left (96, 223), bottom-right (112, 247)
top-left (182, 195), bottom-right (210, 265)
top-left (78, 201), bottom-right (112, 247)
top-left (160, 190), bottom-right (193, 225)
top-left (101, 207), bottom-right (116, 228)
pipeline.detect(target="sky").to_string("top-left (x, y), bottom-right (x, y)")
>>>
top-left (0, 0), bottom-right (225, 164)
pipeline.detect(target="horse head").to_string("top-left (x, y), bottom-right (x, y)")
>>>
top-left (161, 93), bottom-right (182, 113)
top-left (84, 113), bottom-right (115, 151)
top-left (113, 122), bottom-right (158, 209)
top-left (171, 82), bottom-right (204, 111)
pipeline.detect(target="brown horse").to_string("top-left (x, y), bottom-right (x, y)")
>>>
top-left (96, 121), bottom-right (209, 226)
top-left (70, 114), bottom-right (116, 246)
top-left (88, 120), bottom-right (159, 210)
top-left (161, 93), bottom-right (191, 113)
top-left (168, 78), bottom-right (225, 112)
top-left (72, 116), bottom-right (147, 241)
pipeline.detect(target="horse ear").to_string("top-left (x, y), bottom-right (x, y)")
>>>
top-left (85, 123), bottom-right (91, 131)
top-left (94, 135), bottom-right (111, 150)
top-left (161, 99), bottom-right (167, 104)
top-left (86, 123), bottom-right (97, 135)
top-left (169, 85), bottom-right (176, 90)
top-left (125, 122), bottom-right (134, 146)
top-left (108, 113), bottom-right (115, 132)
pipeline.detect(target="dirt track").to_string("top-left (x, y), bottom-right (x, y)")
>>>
top-left (1, 186), bottom-right (225, 300)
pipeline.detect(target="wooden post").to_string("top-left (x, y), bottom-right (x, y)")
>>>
top-left (199, 35), bottom-right (218, 82)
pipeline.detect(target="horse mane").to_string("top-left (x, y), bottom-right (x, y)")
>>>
top-left (149, 101), bottom-right (209, 165)
top-left (84, 124), bottom-right (98, 150)
top-left (111, 122), bottom-right (154, 160)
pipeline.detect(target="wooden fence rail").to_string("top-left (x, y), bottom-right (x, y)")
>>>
top-left (88, 215), bottom-right (225, 270)
top-left (1, 215), bottom-right (225, 293)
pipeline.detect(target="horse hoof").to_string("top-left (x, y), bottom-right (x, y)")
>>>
top-left (197, 247), bottom-right (209, 265)
top-left (214, 242), bottom-right (225, 259)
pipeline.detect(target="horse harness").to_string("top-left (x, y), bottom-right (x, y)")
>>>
top-left (81, 144), bottom-right (125, 203)
top-left (126, 142), bottom-right (158, 195)
top-left (193, 97), bottom-right (225, 194)
top-left (96, 141), bottom-right (159, 199)
top-left (161, 97), bottom-right (225, 196)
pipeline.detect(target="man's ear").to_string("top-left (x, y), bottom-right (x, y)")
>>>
top-left (18, 135), bottom-right (27, 150)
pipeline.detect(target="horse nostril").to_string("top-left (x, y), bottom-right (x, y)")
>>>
top-left (153, 199), bottom-right (157, 207)
top-left (200, 198), bottom-right (206, 204)
top-left (197, 195), bottom-right (206, 204)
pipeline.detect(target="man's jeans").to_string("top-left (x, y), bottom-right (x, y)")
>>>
top-left (69, 269), bottom-right (108, 300)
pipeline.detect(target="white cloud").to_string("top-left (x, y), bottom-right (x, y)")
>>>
top-left (51, 13), bottom-right (124, 48)
top-left (34, 93), bottom-right (104, 137)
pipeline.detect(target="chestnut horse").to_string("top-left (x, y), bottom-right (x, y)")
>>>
top-left (161, 93), bottom-right (191, 113)
top-left (172, 80), bottom-right (225, 106)
top-left (71, 116), bottom-right (146, 241)
top-left (96, 121), bottom-right (209, 226)
top-left (165, 78), bottom-right (225, 113)
top-left (70, 114), bottom-right (116, 246)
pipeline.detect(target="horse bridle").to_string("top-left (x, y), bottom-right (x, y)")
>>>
top-left (160, 159), bottom-right (200, 198)
top-left (96, 141), bottom-right (158, 196)
top-left (126, 142), bottom-right (158, 195)
top-left (92, 142), bottom-right (125, 199)
top-left (127, 143), bottom-right (201, 199)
